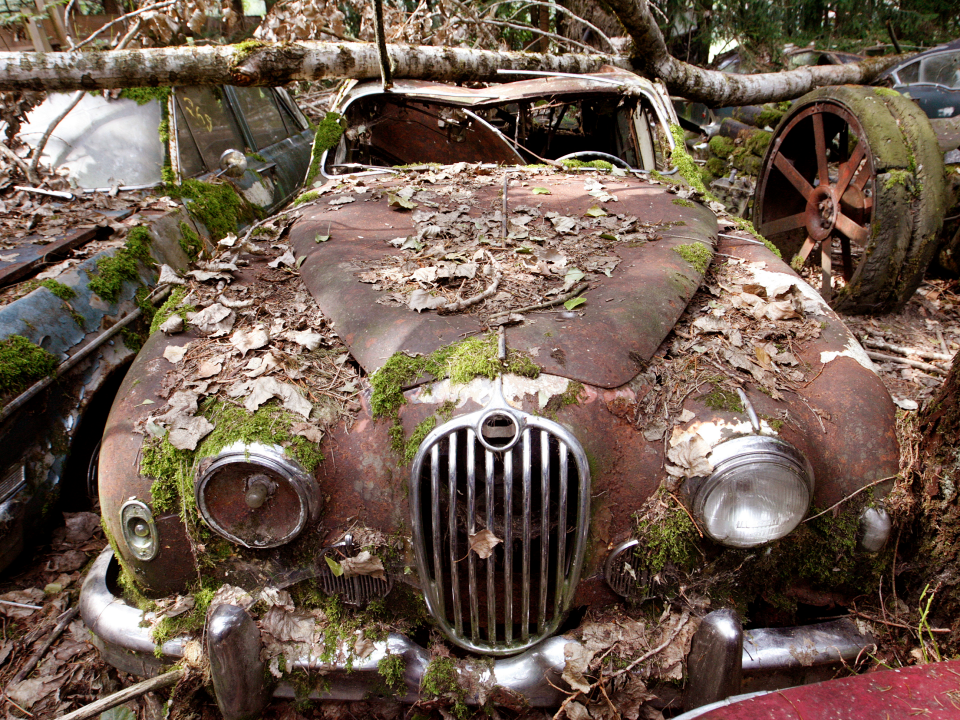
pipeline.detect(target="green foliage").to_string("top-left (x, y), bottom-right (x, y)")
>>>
top-left (87, 226), bottom-right (154, 303)
top-left (635, 499), bottom-right (700, 575)
top-left (674, 242), bottom-right (712, 275)
top-left (0, 336), bottom-right (58, 399)
top-left (39, 279), bottom-right (76, 300)
top-left (672, 198), bottom-right (695, 208)
top-left (404, 416), bottom-right (436, 463)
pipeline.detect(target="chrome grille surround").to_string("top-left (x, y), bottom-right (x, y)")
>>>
top-left (411, 392), bottom-right (591, 656)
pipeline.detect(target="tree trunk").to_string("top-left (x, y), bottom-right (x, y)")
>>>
top-left (0, 36), bottom-right (905, 103)
top-left (908, 351), bottom-right (960, 652)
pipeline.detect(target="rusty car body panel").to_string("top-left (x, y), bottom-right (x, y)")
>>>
top-left (82, 73), bottom-right (900, 718)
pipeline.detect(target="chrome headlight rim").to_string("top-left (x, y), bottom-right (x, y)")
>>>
top-left (195, 441), bottom-right (319, 549)
top-left (691, 435), bottom-right (814, 549)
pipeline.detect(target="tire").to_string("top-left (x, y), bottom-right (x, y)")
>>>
top-left (753, 85), bottom-right (945, 314)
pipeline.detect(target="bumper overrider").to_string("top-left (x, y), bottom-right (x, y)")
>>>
top-left (81, 548), bottom-right (875, 719)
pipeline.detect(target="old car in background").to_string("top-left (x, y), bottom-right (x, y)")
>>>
top-left (81, 70), bottom-right (899, 719)
top-left (877, 39), bottom-right (960, 122)
top-left (0, 84), bottom-right (312, 572)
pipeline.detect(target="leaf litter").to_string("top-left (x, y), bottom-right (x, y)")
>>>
top-left (341, 166), bottom-right (678, 324)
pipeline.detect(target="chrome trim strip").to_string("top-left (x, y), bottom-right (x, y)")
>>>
top-left (521, 427), bottom-right (532, 643)
top-left (485, 447), bottom-right (496, 642)
top-left (503, 448), bottom-right (514, 644)
top-left (430, 443), bottom-right (444, 621)
top-left (466, 429), bottom-right (479, 643)
top-left (448, 435), bottom-right (462, 636)
top-left (538, 430), bottom-right (549, 634)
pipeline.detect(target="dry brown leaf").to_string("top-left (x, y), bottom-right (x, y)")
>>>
top-left (340, 551), bottom-right (386, 581)
top-left (468, 528), bottom-right (502, 559)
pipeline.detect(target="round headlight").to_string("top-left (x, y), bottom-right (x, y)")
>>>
top-left (691, 436), bottom-right (814, 548)
top-left (195, 442), bottom-right (320, 548)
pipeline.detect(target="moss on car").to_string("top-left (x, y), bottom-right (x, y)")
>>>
top-left (0, 335), bottom-right (59, 400)
top-left (305, 112), bottom-right (347, 187)
top-left (674, 242), bottom-right (712, 275)
top-left (87, 225), bottom-right (154, 303)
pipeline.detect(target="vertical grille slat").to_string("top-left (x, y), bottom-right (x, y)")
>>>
top-left (466, 431), bottom-right (480, 643)
top-left (521, 429), bottom-right (532, 642)
top-left (539, 430), bottom-right (550, 634)
top-left (430, 444), bottom-right (444, 620)
top-left (448, 435), bottom-right (463, 636)
top-left (485, 449), bottom-right (497, 643)
top-left (556, 444), bottom-right (569, 617)
top-left (412, 404), bottom-right (590, 656)
top-left (503, 449), bottom-right (514, 644)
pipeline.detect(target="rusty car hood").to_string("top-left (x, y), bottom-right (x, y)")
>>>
top-left (288, 174), bottom-right (717, 389)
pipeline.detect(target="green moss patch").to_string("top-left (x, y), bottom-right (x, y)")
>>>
top-left (150, 287), bottom-right (194, 335)
top-left (674, 242), bottom-right (712, 275)
top-left (0, 335), bottom-right (58, 399)
top-left (669, 124), bottom-right (707, 194)
top-left (672, 197), bottom-right (695, 208)
top-left (87, 225), bottom-right (154, 303)
top-left (143, 400), bottom-right (324, 523)
top-left (874, 87), bottom-right (901, 99)
top-left (371, 335), bottom-right (539, 462)
top-left (169, 179), bottom-right (258, 241)
top-left (39, 279), bottom-right (76, 301)
top-left (152, 580), bottom-right (216, 654)
top-left (305, 112), bottom-right (346, 187)
top-left (178, 221), bottom-right (203, 261)
top-left (708, 135), bottom-right (735, 159)
top-left (119, 87), bottom-right (172, 106)
top-left (561, 158), bottom-right (614, 171)
top-left (377, 654), bottom-right (406, 695)
top-left (421, 656), bottom-right (468, 719)
top-left (702, 385), bottom-right (744, 413)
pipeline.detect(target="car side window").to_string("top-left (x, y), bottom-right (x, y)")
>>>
top-left (895, 60), bottom-right (920, 85)
top-left (175, 86), bottom-right (247, 173)
top-left (175, 101), bottom-right (206, 178)
top-left (920, 51), bottom-right (960, 88)
top-left (232, 86), bottom-right (288, 150)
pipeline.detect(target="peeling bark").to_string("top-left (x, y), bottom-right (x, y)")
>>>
top-left (0, 41), bottom-right (628, 92)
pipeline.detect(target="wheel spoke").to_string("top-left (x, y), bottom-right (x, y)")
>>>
top-left (759, 212), bottom-right (808, 237)
top-left (774, 153), bottom-right (816, 200)
top-left (797, 235), bottom-right (818, 264)
top-left (813, 111), bottom-right (829, 187)
top-left (835, 213), bottom-right (868, 245)
top-left (835, 142), bottom-right (865, 199)
top-left (840, 236), bottom-right (854, 281)
top-left (821, 239), bottom-right (833, 302)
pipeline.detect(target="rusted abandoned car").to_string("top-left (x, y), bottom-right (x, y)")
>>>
top-left (81, 70), bottom-right (899, 719)
top-left (0, 85), bottom-right (312, 572)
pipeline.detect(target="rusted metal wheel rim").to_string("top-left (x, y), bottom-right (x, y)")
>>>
top-left (755, 101), bottom-right (876, 301)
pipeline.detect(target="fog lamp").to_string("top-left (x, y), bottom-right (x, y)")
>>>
top-left (195, 442), bottom-right (319, 548)
top-left (691, 436), bottom-right (814, 548)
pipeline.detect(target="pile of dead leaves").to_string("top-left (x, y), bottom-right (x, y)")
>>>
top-left (143, 219), bottom-right (362, 452)
top-left (0, 512), bottom-right (119, 718)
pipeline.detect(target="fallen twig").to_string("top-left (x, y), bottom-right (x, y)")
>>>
top-left (0, 599), bottom-right (42, 610)
top-left (552, 610), bottom-right (691, 720)
top-left (441, 252), bottom-right (501, 312)
top-left (55, 668), bottom-right (184, 720)
top-left (865, 350), bottom-right (946, 376)
top-left (11, 606), bottom-right (79, 685)
top-left (862, 337), bottom-right (952, 363)
top-left (488, 282), bottom-right (588, 319)
top-left (804, 475), bottom-right (897, 522)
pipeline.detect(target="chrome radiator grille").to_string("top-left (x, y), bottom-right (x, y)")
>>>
top-left (411, 407), bottom-right (590, 655)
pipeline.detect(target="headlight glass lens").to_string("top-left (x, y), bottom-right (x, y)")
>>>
top-left (692, 436), bottom-right (813, 548)
top-left (195, 442), bottom-right (319, 548)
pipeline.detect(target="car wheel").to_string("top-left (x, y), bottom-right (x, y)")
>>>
top-left (753, 86), bottom-right (945, 314)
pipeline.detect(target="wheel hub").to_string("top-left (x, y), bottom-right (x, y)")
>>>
top-left (806, 185), bottom-right (838, 241)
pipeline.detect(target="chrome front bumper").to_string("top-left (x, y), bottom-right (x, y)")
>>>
top-left (81, 549), bottom-right (875, 720)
